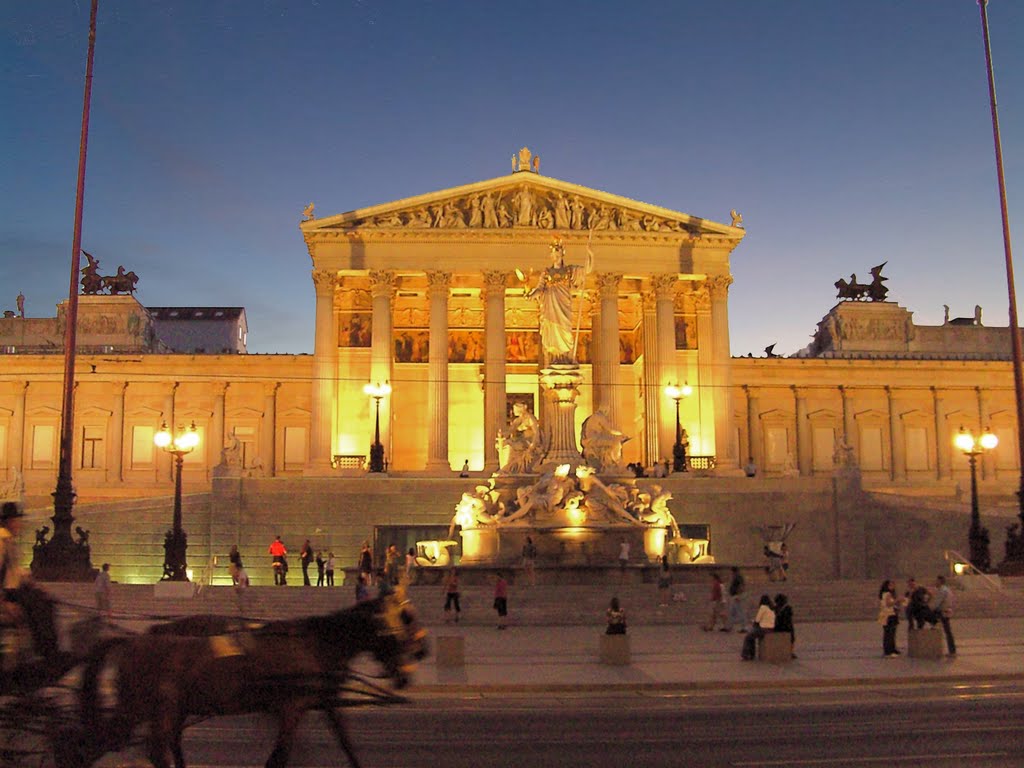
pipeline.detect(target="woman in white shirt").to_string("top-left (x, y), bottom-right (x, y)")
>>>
top-left (741, 594), bottom-right (776, 660)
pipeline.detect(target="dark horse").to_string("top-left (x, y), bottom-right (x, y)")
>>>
top-left (0, 584), bottom-right (71, 694)
top-left (58, 593), bottom-right (428, 768)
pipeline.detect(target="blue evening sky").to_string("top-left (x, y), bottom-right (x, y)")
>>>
top-left (2, 1), bottom-right (1022, 356)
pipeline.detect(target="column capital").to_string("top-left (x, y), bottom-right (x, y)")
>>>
top-left (650, 274), bottom-right (677, 299)
top-left (692, 285), bottom-right (711, 311)
top-left (595, 272), bottom-right (623, 299)
top-left (263, 381), bottom-right (281, 397)
top-left (312, 269), bottom-right (338, 295)
top-left (369, 270), bottom-right (397, 300)
top-left (426, 270), bottom-right (452, 298)
top-left (482, 270), bottom-right (509, 300)
top-left (212, 381), bottom-right (229, 397)
top-left (705, 274), bottom-right (734, 301)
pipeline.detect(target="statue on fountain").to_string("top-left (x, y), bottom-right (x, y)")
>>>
top-left (496, 401), bottom-right (543, 475)
top-left (525, 238), bottom-right (593, 364)
top-left (580, 404), bottom-right (629, 473)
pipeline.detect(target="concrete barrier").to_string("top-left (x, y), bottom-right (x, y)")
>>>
top-left (436, 635), bottom-right (465, 667)
top-left (758, 632), bottom-right (793, 664)
top-left (908, 626), bottom-right (944, 659)
top-left (599, 633), bottom-right (631, 665)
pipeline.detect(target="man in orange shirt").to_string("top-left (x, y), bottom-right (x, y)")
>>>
top-left (268, 535), bottom-right (287, 586)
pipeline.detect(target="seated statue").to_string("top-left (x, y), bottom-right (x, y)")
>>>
top-left (497, 402), bottom-right (541, 475)
top-left (580, 405), bottom-right (629, 472)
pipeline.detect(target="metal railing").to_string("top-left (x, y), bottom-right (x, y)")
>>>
top-left (943, 549), bottom-right (1003, 591)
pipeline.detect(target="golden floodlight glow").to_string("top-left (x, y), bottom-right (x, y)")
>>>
top-left (154, 421), bottom-right (172, 448)
top-left (363, 381), bottom-right (392, 399)
top-left (554, 463), bottom-right (571, 478)
top-left (665, 382), bottom-right (693, 401)
top-left (955, 426), bottom-right (999, 454)
top-left (980, 431), bottom-right (999, 451)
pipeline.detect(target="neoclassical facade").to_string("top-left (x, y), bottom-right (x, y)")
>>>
top-left (0, 151), bottom-right (1019, 502)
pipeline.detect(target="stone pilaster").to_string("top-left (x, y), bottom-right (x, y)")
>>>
top-left (308, 269), bottom-right (338, 473)
top-left (706, 274), bottom-right (734, 464)
top-left (211, 381), bottom-right (227, 470)
top-left (653, 274), bottom-right (678, 460)
top-left (262, 382), bottom-right (279, 476)
top-left (426, 271), bottom-right (452, 471)
top-left (641, 290), bottom-right (661, 465)
top-left (840, 385), bottom-right (855, 464)
top-left (932, 387), bottom-right (946, 481)
top-left (162, 383), bottom-right (178, 483)
top-left (110, 381), bottom-right (126, 483)
top-left (793, 386), bottom-right (809, 476)
top-left (745, 385), bottom-right (762, 470)
top-left (10, 382), bottom-right (27, 473)
top-left (595, 273), bottom-right (622, 430)
top-left (482, 271), bottom-right (508, 472)
top-left (694, 286), bottom-right (714, 459)
top-left (369, 270), bottom-right (396, 467)
top-left (887, 387), bottom-right (903, 481)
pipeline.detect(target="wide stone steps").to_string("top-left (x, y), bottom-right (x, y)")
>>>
top-left (42, 577), bottom-right (1024, 630)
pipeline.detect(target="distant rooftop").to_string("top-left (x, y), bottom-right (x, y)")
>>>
top-left (148, 307), bottom-right (245, 321)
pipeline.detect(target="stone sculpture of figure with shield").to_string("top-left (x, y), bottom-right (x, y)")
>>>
top-left (523, 237), bottom-right (594, 365)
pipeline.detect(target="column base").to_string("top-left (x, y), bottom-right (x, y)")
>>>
top-left (302, 460), bottom-right (336, 477)
top-left (424, 459), bottom-right (454, 474)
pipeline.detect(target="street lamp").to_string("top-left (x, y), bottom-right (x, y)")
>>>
top-left (154, 420), bottom-right (199, 581)
top-left (954, 425), bottom-right (998, 572)
top-left (664, 382), bottom-right (692, 472)
top-left (363, 381), bottom-right (391, 473)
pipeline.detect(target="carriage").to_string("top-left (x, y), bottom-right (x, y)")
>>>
top-left (0, 587), bottom-right (427, 768)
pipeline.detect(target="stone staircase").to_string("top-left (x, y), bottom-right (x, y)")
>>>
top-left (42, 576), bottom-right (1024, 630)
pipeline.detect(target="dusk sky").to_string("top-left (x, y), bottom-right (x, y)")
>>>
top-left (2, 1), bottom-right (1022, 357)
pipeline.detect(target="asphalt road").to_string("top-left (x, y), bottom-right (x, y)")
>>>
top-left (84, 679), bottom-right (1024, 768)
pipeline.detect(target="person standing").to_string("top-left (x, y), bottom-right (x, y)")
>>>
top-left (443, 568), bottom-right (461, 623)
top-left (494, 571), bottom-right (509, 629)
top-left (930, 575), bottom-right (956, 656)
top-left (315, 551), bottom-right (325, 587)
top-left (228, 545), bottom-right (243, 585)
top-left (404, 547), bottom-right (416, 585)
top-left (300, 539), bottom-right (314, 586)
top-left (878, 579), bottom-right (901, 657)
top-left (268, 535), bottom-right (287, 586)
top-left (384, 544), bottom-right (400, 586)
top-left (704, 572), bottom-right (726, 631)
top-left (725, 566), bottom-right (746, 631)
top-left (522, 535), bottom-right (538, 587)
top-left (358, 541), bottom-right (373, 584)
top-left (618, 538), bottom-right (630, 583)
top-left (325, 552), bottom-right (335, 587)
top-left (774, 593), bottom-right (796, 658)
top-left (94, 563), bottom-right (112, 620)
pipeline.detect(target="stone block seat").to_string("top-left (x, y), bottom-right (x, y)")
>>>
top-left (757, 631), bottom-right (793, 663)
top-left (435, 635), bottom-right (465, 667)
top-left (908, 626), bottom-right (944, 659)
top-left (599, 633), bottom-right (630, 665)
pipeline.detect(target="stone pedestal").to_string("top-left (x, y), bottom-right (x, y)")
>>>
top-left (758, 632), bottom-right (793, 664)
top-left (539, 365), bottom-right (583, 467)
top-left (908, 627), bottom-right (944, 659)
top-left (436, 635), bottom-right (465, 667)
top-left (599, 633), bottom-right (631, 665)
top-left (459, 527), bottom-right (499, 564)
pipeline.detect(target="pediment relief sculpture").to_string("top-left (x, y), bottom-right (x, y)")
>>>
top-left (333, 185), bottom-right (702, 235)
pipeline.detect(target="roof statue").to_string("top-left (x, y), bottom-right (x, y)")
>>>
top-left (835, 262), bottom-right (889, 303)
top-left (302, 202), bottom-right (315, 221)
top-left (764, 343), bottom-right (778, 358)
top-left (512, 146), bottom-right (540, 174)
top-left (80, 250), bottom-right (139, 296)
top-left (730, 209), bottom-right (744, 228)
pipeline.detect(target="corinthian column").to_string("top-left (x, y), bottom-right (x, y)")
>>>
top-left (641, 290), bottom-right (661, 465)
top-left (369, 270), bottom-right (396, 468)
top-left (482, 271), bottom-right (508, 472)
top-left (594, 273), bottom-right (622, 429)
top-left (111, 381), bottom-right (126, 483)
top-left (653, 274), bottom-right (678, 459)
top-left (707, 275), bottom-right (735, 465)
top-left (426, 271), bottom-right (452, 471)
top-left (262, 382), bottom-right (280, 476)
top-left (307, 269), bottom-right (338, 474)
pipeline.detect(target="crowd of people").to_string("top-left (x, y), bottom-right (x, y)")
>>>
top-left (877, 575), bottom-right (956, 657)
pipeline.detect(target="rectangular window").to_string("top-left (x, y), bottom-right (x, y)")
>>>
top-left (232, 426), bottom-right (256, 469)
top-left (284, 427), bottom-right (307, 470)
top-left (812, 427), bottom-right (835, 470)
top-left (765, 427), bottom-right (788, 466)
top-left (131, 425), bottom-right (155, 468)
top-left (81, 425), bottom-right (104, 469)
top-left (860, 426), bottom-right (884, 470)
top-left (31, 425), bottom-right (55, 468)
top-left (905, 427), bottom-right (928, 471)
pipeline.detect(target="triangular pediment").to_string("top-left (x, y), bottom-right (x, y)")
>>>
top-left (301, 172), bottom-right (743, 238)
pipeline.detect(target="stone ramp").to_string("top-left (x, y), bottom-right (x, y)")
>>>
top-left (42, 576), bottom-right (1024, 630)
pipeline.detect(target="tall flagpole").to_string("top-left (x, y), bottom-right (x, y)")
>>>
top-left (977, 0), bottom-right (1024, 553)
top-left (32, 0), bottom-right (98, 581)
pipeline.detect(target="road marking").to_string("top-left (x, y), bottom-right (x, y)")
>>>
top-left (733, 752), bottom-right (1010, 766)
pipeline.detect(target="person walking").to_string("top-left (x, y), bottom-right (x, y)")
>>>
top-left (741, 594), bottom-right (776, 660)
top-left (228, 545), bottom-right (243, 586)
top-left (605, 596), bottom-right (627, 635)
top-left (355, 572), bottom-right (371, 602)
top-left (494, 571), bottom-right (509, 629)
top-left (384, 544), bottom-right (400, 586)
top-left (358, 541), bottom-right (373, 584)
top-left (325, 552), bottom-right (335, 587)
top-left (443, 568), bottom-right (461, 623)
top-left (878, 579), bottom-right (901, 657)
top-left (725, 566), bottom-right (746, 631)
top-left (930, 575), bottom-right (956, 656)
top-left (268, 535), bottom-right (287, 586)
top-left (94, 563), bottom-right (112, 620)
top-left (703, 572), bottom-right (726, 631)
top-left (522, 535), bottom-right (538, 587)
top-left (300, 539), bottom-right (314, 586)
top-left (657, 555), bottom-right (672, 609)
top-left (315, 551), bottom-right (325, 587)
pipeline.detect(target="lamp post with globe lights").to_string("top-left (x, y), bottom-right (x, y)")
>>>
top-left (664, 382), bottom-right (692, 472)
top-left (954, 426), bottom-right (998, 572)
top-left (154, 421), bottom-right (200, 581)
top-left (364, 381), bottom-right (391, 473)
